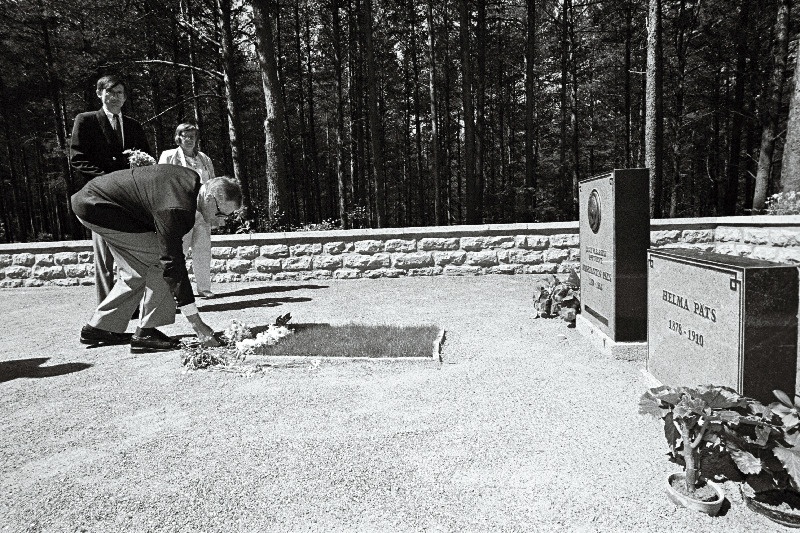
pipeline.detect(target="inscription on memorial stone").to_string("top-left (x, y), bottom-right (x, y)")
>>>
top-left (578, 169), bottom-right (649, 342)
top-left (647, 248), bottom-right (798, 403)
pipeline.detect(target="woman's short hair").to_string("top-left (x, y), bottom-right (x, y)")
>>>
top-left (207, 176), bottom-right (243, 208)
top-left (174, 123), bottom-right (200, 154)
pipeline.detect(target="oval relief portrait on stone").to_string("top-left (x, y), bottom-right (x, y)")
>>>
top-left (588, 189), bottom-right (601, 233)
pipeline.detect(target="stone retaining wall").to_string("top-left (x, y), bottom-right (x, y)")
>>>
top-left (0, 216), bottom-right (797, 288)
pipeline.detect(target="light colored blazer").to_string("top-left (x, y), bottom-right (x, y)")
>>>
top-left (158, 148), bottom-right (215, 184)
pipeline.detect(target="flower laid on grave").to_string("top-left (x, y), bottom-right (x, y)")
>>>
top-left (123, 148), bottom-right (156, 168)
top-left (181, 314), bottom-right (293, 370)
top-left (532, 270), bottom-right (580, 323)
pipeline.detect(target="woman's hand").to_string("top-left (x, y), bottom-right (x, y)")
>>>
top-left (186, 314), bottom-right (223, 347)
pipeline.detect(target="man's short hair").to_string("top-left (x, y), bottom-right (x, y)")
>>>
top-left (207, 176), bottom-right (243, 208)
top-left (97, 75), bottom-right (127, 94)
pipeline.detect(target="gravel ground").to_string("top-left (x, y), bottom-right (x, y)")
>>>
top-left (0, 276), bottom-right (792, 532)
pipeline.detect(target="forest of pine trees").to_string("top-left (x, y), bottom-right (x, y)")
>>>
top-left (0, 0), bottom-right (799, 243)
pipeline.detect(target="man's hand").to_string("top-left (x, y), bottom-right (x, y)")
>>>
top-left (186, 314), bottom-right (223, 347)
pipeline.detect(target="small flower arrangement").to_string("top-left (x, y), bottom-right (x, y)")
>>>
top-left (765, 191), bottom-right (800, 215)
top-left (235, 324), bottom-right (293, 356)
top-left (123, 149), bottom-right (156, 168)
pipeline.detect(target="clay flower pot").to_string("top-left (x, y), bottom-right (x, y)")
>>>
top-left (741, 486), bottom-right (800, 528)
top-left (665, 473), bottom-right (725, 516)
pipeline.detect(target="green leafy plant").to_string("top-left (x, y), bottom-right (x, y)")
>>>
top-left (723, 390), bottom-right (800, 496)
top-left (639, 384), bottom-right (755, 498)
top-left (765, 192), bottom-right (800, 215)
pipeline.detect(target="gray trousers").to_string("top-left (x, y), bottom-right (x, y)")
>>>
top-left (92, 232), bottom-right (114, 303)
top-left (79, 219), bottom-right (177, 333)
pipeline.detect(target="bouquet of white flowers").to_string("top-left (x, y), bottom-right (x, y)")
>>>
top-left (123, 149), bottom-right (156, 168)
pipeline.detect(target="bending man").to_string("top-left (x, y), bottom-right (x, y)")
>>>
top-left (71, 165), bottom-right (240, 352)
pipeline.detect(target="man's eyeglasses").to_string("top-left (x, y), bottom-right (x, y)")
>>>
top-left (211, 196), bottom-right (235, 219)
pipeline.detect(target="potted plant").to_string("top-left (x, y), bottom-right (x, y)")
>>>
top-left (722, 389), bottom-right (800, 527)
top-left (639, 384), bottom-right (756, 515)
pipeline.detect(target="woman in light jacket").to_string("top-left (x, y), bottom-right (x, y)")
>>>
top-left (159, 123), bottom-right (217, 298)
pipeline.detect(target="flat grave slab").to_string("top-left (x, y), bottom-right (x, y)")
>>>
top-left (647, 248), bottom-right (799, 403)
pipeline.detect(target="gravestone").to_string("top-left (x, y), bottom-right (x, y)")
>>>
top-left (647, 248), bottom-right (798, 403)
top-left (576, 169), bottom-right (649, 360)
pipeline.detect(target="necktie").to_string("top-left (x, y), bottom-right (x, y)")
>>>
top-left (112, 114), bottom-right (123, 146)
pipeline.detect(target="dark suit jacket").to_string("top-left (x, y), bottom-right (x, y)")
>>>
top-left (69, 109), bottom-right (152, 190)
top-left (71, 165), bottom-right (201, 307)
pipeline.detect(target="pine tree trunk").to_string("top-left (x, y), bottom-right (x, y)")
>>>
top-left (252, 0), bottom-right (290, 225)
top-left (364, 0), bottom-right (385, 227)
top-left (723, 0), bottom-right (749, 215)
top-left (524, 0), bottom-right (537, 215)
top-left (645, 0), bottom-right (663, 218)
top-left (754, 0), bottom-right (790, 211)
top-left (330, 0), bottom-right (349, 228)
top-left (781, 30), bottom-right (800, 193)
top-left (426, 0), bottom-right (443, 225)
top-left (460, 0), bottom-right (478, 224)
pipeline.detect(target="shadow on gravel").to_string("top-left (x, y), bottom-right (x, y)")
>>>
top-left (198, 296), bottom-right (312, 313)
top-left (0, 357), bottom-right (92, 383)
top-left (209, 285), bottom-right (328, 299)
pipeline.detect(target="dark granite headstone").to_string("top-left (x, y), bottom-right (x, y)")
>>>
top-left (647, 248), bottom-right (798, 403)
top-left (578, 169), bottom-right (649, 343)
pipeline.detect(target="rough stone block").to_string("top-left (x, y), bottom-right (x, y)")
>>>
top-left (558, 262), bottom-right (581, 274)
top-left (486, 236), bottom-right (515, 248)
top-left (406, 266), bottom-right (443, 276)
top-left (527, 236), bottom-right (550, 250)
top-left (444, 265), bottom-right (482, 276)
top-left (34, 254), bottom-right (54, 266)
top-left (418, 238), bottom-right (460, 251)
top-left (13, 253), bottom-right (34, 266)
top-left (24, 279), bottom-right (45, 287)
top-left (308, 270), bottom-right (333, 280)
top-left (64, 264), bottom-right (90, 278)
top-left (0, 279), bottom-right (23, 288)
top-left (514, 235), bottom-right (528, 248)
top-left (523, 263), bottom-right (559, 274)
top-left (237, 245), bottom-right (261, 259)
top-left (433, 251), bottom-right (466, 266)
top-left (212, 273), bottom-right (242, 283)
top-left (354, 240), bottom-right (383, 254)
top-left (243, 272), bottom-right (273, 282)
top-left (385, 239), bottom-right (417, 253)
top-left (273, 272), bottom-right (301, 281)
top-left (741, 228), bottom-right (770, 245)
top-left (53, 252), bottom-right (79, 265)
top-left (363, 268), bottom-right (404, 279)
top-left (227, 259), bottom-right (252, 274)
top-left (333, 269), bottom-right (361, 279)
top-left (460, 236), bottom-right (487, 251)
top-left (650, 230), bottom-right (681, 246)
top-left (210, 259), bottom-right (227, 273)
top-left (343, 253), bottom-right (391, 270)
top-left (713, 227), bottom-right (741, 243)
top-left (713, 243), bottom-right (752, 257)
top-left (79, 251), bottom-right (93, 263)
top-left (260, 244), bottom-right (290, 258)
top-left (323, 241), bottom-right (350, 254)
top-left (0, 254), bottom-right (11, 268)
top-left (392, 252), bottom-right (434, 269)
top-left (80, 279), bottom-right (95, 286)
top-left (283, 256), bottom-right (313, 271)
top-left (568, 248), bottom-right (581, 261)
top-left (680, 229), bottom-right (713, 244)
top-left (52, 279), bottom-right (79, 287)
top-left (291, 243), bottom-right (323, 256)
top-left (4, 266), bottom-right (31, 279)
top-left (253, 258), bottom-right (281, 273)
top-left (504, 250), bottom-right (543, 265)
top-left (466, 251), bottom-right (498, 267)
top-left (544, 248), bottom-right (570, 263)
top-left (312, 255), bottom-right (343, 270)
top-left (212, 246), bottom-right (237, 259)
top-left (770, 229), bottom-right (800, 247)
top-left (550, 234), bottom-right (579, 248)
top-left (487, 265), bottom-right (519, 275)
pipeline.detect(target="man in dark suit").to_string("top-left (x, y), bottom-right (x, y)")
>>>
top-left (71, 165), bottom-right (241, 352)
top-left (70, 75), bottom-right (153, 305)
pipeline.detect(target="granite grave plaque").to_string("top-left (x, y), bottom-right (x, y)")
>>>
top-left (577, 169), bottom-right (649, 344)
top-left (647, 248), bottom-right (798, 403)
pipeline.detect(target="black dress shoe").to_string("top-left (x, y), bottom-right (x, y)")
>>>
top-left (80, 324), bottom-right (132, 346)
top-left (130, 327), bottom-right (181, 353)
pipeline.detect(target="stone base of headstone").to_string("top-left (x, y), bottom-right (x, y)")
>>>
top-left (576, 314), bottom-right (648, 361)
